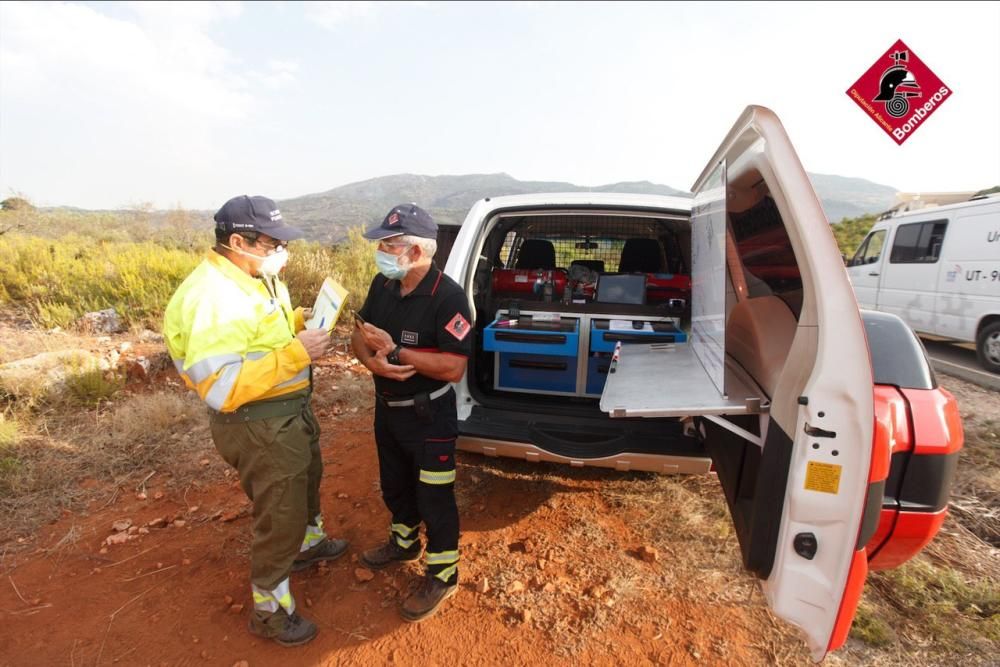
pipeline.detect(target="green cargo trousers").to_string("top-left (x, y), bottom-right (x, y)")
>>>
top-left (210, 397), bottom-right (323, 592)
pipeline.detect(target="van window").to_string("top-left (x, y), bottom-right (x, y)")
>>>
top-left (889, 220), bottom-right (948, 264)
top-left (853, 230), bottom-right (886, 265)
top-left (730, 196), bottom-right (802, 310)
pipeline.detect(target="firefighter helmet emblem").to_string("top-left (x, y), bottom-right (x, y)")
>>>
top-left (873, 50), bottom-right (921, 118)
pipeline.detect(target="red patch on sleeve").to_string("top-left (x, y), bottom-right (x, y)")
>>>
top-left (444, 312), bottom-right (470, 341)
top-left (439, 455), bottom-right (450, 462)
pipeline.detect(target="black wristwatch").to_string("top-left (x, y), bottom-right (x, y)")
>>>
top-left (387, 344), bottom-right (403, 365)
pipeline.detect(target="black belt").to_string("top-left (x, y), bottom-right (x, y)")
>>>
top-left (208, 396), bottom-right (308, 424)
top-left (378, 384), bottom-right (451, 408)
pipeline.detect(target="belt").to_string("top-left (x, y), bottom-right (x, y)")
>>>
top-left (208, 396), bottom-right (308, 424)
top-left (380, 384), bottom-right (451, 408)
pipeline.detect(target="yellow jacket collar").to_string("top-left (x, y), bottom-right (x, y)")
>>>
top-left (205, 250), bottom-right (267, 296)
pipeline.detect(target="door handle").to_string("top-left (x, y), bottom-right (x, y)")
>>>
top-left (868, 271), bottom-right (880, 277)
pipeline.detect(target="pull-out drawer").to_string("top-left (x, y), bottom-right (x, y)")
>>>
top-left (589, 319), bottom-right (687, 353)
top-left (497, 353), bottom-right (578, 394)
top-left (483, 317), bottom-right (579, 357)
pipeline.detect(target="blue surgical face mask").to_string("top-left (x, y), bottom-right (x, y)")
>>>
top-left (375, 248), bottom-right (410, 280)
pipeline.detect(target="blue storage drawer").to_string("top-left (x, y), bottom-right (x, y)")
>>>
top-left (497, 353), bottom-right (578, 394)
top-left (484, 317), bottom-right (579, 357)
top-left (585, 353), bottom-right (612, 395)
top-left (589, 320), bottom-right (687, 353)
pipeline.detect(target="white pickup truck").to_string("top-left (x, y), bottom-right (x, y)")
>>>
top-left (434, 106), bottom-right (962, 661)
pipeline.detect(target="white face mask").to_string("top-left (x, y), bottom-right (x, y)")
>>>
top-left (224, 242), bottom-right (289, 276)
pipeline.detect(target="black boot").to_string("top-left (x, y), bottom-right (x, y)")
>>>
top-left (292, 537), bottom-right (349, 572)
top-left (248, 609), bottom-right (318, 647)
top-left (360, 539), bottom-right (422, 570)
top-left (400, 573), bottom-right (458, 622)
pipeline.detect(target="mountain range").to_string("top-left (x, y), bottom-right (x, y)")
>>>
top-left (276, 172), bottom-right (897, 243)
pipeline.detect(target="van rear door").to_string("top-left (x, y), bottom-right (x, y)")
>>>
top-left (691, 106), bottom-right (877, 661)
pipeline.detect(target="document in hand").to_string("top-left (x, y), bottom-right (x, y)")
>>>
top-left (305, 278), bottom-right (349, 332)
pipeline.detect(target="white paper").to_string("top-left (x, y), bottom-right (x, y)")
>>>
top-left (609, 319), bottom-right (652, 332)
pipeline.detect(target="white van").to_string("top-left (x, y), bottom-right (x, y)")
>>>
top-left (847, 195), bottom-right (1000, 373)
top-left (434, 106), bottom-right (962, 660)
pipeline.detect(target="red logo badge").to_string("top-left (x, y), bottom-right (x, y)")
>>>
top-left (444, 312), bottom-right (470, 341)
top-left (438, 455), bottom-right (449, 462)
top-left (388, 212), bottom-right (400, 225)
top-left (847, 39), bottom-right (952, 145)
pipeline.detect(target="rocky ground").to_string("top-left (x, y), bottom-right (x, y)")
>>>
top-left (0, 323), bottom-right (996, 667)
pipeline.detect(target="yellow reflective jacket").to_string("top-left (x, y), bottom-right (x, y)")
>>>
top-left (163, 251), bottom-right (310, 413)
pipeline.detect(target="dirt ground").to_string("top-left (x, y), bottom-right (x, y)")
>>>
top-left (0, 328), bottom-right (997, 667)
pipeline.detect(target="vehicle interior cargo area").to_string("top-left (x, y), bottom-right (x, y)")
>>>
top-left (483, 309), bottom-right (691, 399)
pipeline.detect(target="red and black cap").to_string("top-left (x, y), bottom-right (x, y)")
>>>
top-left (363, 203), bottom-right (437, 241)
top-left (214, 195), bottom-right (304, 242)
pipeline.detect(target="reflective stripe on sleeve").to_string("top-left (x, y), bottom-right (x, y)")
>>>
top-left (204, 361), bottom-right (243, 411)
top-left (181, 353), bottom-right (243, 384)
top-left (418, 469), bottom-right (456, 485)
top-left (274, 367), bottom-right (310, 390)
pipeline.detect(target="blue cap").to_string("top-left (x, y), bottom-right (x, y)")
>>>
top-left (214, 195), bottom-right (304, 242)
top-left (363, 203), bottom-right (437, 240)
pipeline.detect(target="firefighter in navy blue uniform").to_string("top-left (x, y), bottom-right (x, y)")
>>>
top-left (351, 203), bottom-right (471, 622)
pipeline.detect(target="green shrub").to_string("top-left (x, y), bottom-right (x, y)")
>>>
top-left (0, 234), bottom-right (201, 329)
top-left (284, 226), bottom-right (377, 313)
top-left (63, 366), bottom-right (125, 406)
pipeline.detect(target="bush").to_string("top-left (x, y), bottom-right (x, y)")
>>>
top-left (64, 367), bottom-right (125, 406)
top-left (284, 226), bottom-right (376, 313)
top-left (0, 234), bottom-right (201, 329)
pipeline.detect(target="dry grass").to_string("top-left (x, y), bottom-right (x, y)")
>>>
top-left (0, 388), bottom-right (215, 541)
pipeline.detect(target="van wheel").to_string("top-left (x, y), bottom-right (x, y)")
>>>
top-left (976, 322), bottom-right (1000, 374)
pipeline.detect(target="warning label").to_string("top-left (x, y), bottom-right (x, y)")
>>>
top-left (805, 461), bottom-right (842, 494)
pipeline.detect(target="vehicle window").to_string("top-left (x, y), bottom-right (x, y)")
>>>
top-left (889, 220), bottom-right (948, 264)
top-left (853, 229), bottom-right (886, 265)
top-left (497, 231), bottom-right (516, 265)
top-left (729, 196), bottom-right (802, 316)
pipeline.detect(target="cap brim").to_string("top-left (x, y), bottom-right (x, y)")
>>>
top-left (362, 225), bottom-right (405, 241)
top-left (263, 224), bottom-right (306, 242)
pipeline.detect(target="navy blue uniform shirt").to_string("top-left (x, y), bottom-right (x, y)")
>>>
top-left (358, 263), bottom-right (473, 397)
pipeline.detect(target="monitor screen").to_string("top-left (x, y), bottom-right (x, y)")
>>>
top-left (596, 274), bottom-right (646, 305)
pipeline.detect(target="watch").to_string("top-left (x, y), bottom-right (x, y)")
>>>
top-left (387, 344), bottom-right (403, 365)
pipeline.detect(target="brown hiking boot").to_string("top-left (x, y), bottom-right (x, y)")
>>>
top-left (247, 609), bottom-right (318, 647)
top-left (400, 574), bottom-right (458, 622)
top-left (292, 537), bottom-right (349, 572)
top-left (360, 539), bottom-right (422, 570)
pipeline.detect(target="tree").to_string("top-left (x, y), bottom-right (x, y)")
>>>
top-left (0, 195), bottom-right (35, 235)
top-left (1, 197), bottom-right (34, 212)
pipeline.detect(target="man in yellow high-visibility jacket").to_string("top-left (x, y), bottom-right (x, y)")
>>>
top-left (164, 195), bottom-right (347, 647)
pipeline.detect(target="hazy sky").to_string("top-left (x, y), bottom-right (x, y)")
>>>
top-left (1, 1), bottom-right (998, 210)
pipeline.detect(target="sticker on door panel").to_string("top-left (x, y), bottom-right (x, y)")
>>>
top-left (805, 461), bottom-right (842, 494)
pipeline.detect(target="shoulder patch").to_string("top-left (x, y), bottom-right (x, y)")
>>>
top-left (444, 312), bottom-right (471, 341)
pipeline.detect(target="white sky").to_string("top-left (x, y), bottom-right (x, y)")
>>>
top-left (1, 1), bottom-right (998, 210)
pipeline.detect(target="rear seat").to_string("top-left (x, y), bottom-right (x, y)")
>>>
top-left (725, 296), bottom-right (796, 399)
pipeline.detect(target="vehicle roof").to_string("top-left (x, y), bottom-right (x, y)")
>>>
top-left (442, 191), bottom-right (694, 226)
top-left (877, 194), bottom-right (1000, 223)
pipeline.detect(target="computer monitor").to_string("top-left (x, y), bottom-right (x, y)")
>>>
top-left (596, 274), bottom-right (646, 305)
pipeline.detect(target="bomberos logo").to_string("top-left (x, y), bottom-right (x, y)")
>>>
top-left (846, 39), bottom-right (952, 145)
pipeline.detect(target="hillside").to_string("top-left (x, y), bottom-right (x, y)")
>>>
top-left (277, 172), bottom-right (898, 243)
top-left (27, 172), bottom-right (899, 245)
